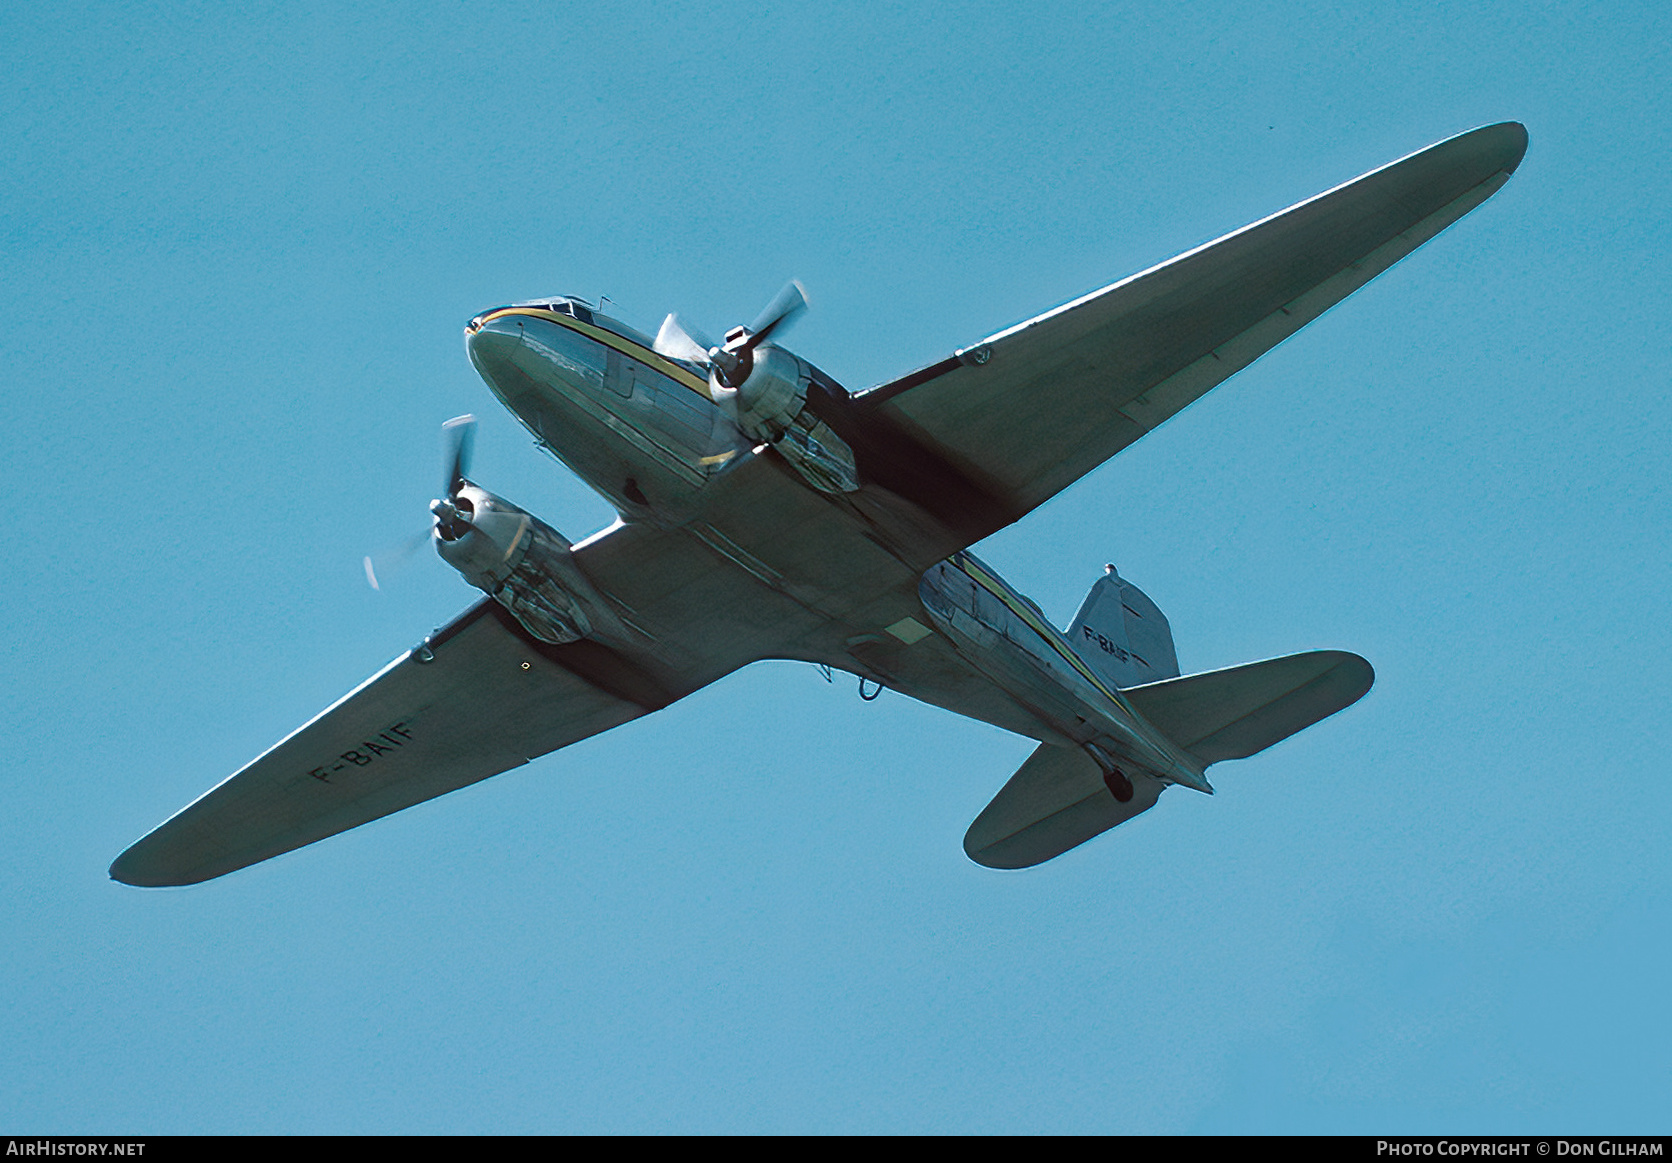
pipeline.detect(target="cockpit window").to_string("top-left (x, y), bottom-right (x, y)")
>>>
top-left (509, 296), bottom-right (660, 354)
top-left (513, 295), bottom-right (592, 321)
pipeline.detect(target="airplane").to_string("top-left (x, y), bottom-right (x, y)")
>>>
top-left (110, 122), bottom-right (1527, 886)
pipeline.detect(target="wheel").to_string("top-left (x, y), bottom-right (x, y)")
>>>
top-left (1104, 767), bottom-right (1134, 803)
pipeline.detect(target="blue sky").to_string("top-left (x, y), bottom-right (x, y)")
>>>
top-left (3, 0), bottom-right (1668, 1134)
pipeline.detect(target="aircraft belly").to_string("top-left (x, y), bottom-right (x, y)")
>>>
top-left (472, 309), bottom-right (1193, 756)
top-left (469, 317), bottom-right (739, 519)
top-left (556, 447), bottom-right (1067, 744)
top-left (840, 630), bottom-right (1072, 744)
top-left (929, 603), bottom-right (1145, 752)
top-left (688, 453), bottom-right (931, 619)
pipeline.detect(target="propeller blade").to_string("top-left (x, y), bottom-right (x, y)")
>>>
top-left (708, 280), bottom-right (810, 389)
top-left (362, 526), bottom-right (432, 591)
top-left (654, 314), bottom-right (715, 364)
top-left (442, 414), bottom-right (476, 496)
top-left (742, 279), bottom-right (808, 351)
top-left (363, 413), bottom-right (482, 590)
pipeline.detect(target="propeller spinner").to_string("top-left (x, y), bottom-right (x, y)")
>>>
top-left (430, 414), bottom-right (478, 541)
top-left (362, 414), bottom-right (479, 590)
top-left (654, 280), bottom-right (808, 390)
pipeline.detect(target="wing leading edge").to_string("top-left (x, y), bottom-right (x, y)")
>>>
top-left (857, 122), bottom-right (1527, 528)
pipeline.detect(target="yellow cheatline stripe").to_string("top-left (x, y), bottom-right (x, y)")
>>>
top-left (475, 307), bottom-right (714, 400)
top-left (951, 553), bottom-right (1138, 715)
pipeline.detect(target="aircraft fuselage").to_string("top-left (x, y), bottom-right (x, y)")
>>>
top-left (462, 298), bottom-right (1208, 793)
top-left (466, 304), bottom-right (743, 523)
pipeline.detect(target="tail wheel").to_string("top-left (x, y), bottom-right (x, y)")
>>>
top-left (1103, 767), bottom-right (1134, 803)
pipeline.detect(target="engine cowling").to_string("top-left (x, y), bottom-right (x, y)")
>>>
top-left (711, 347), bottom-right (859, 494)
top-left (711, 344), bottom-right (805, 442)
top-left (432, 484), bottom-right (615, 645)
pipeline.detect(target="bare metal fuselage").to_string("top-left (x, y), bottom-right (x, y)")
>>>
top-left (113, 125), bottom-right (1522, 883)
top-left (463, 303), bottom-right (1209, 794)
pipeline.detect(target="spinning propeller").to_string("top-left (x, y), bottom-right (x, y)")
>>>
top-left (362, 414), bottom-right (479, 589)
top-left (429, 414), bottom-right (478, 542)
top-left (654, 280), bottom-right (808, 389)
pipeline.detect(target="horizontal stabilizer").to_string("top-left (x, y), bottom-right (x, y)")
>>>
top-left (1121, 650), bottom-right (1373, 765)
top-left (964, 744), bottom-right (1167, 869)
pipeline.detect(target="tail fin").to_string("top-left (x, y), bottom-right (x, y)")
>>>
top-left (1067, 566), bottom-right (1180, 689)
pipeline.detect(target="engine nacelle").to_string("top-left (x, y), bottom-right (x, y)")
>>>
top-left (711, 344), bottom-right (805, 442)
top-left (433, 484), bottom-right (618, 645)
top-left (711, 347), bottom-right (860, 494)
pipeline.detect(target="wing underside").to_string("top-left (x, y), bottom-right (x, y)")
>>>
top-left (112, 505), bottom-right (874, 887)
top-left (110, 601), bottom-right (658, 886)
top-left (857, 122), bottom-right (1528, 527)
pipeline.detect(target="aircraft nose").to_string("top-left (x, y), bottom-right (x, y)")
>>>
top-left (464, 313), bottom-right (525, 380)
top-left (465, 311), bottom-right (523, 348)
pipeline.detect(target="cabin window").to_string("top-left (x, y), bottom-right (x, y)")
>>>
top-left (608, 355), bottom-right (636, 398)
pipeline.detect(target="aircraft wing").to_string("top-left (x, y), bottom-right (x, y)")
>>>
top-left (111, 519), bottom-right (763, 887)
top-left (110, 600), bottom-right (659, 886)
top-left (855, 123), bottom-right (1527, 529)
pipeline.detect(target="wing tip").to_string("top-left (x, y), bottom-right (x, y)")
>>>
top-left (1477, 120), bottom-right (1529, 175)
top-left (1316, 649), bottom-right (1377, 708)
top-left (109, 854), bottom-right (161, 887)
top-left (109, 840), bottom-right (207, 888)
top-left (1446, 120), bottom-right (1528, 178)
top-left (963, 835), bottom-right (1044, 871)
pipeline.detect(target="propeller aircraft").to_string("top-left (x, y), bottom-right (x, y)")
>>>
top-left (112, 123), bottom-right (1527, 885)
